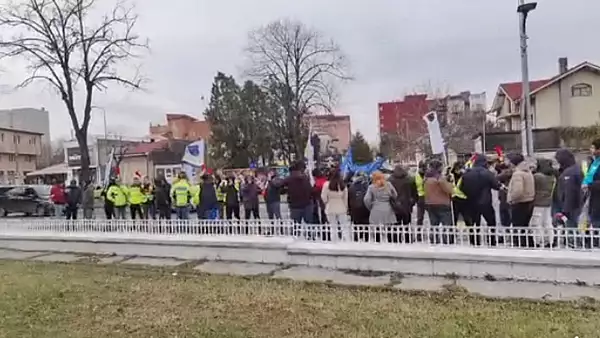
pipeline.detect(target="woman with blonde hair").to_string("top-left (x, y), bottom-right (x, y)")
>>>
top-left (363, 171), bottom-right (397, 227)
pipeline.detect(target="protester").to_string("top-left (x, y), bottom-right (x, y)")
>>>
top-left (106, 178), bottom-right (128, 219)
top-left (50, 179), bottom-right (66, 217)
top-left (283, 161), bottom-right (313, 224)
top-left (555, 149), bottom-right (584, 248)
top-left (171, 172), bottom-right (192, 220)
top-left (449, 161), bottom-right (472, 229)
top-left (363, 171), bottom-right (397, 235)
top-left (223, 176), bottom-right (241, 220)
top-left (265, 169), bottom-right (283, 220)
top-left (414, 161), bottom-right (427, 226)
top-left (348, 173), bottom-right (370, 239)
top-left (424, 160), bottom-right (454, 244)
top-left (197, 174), bottom-right (219, 220)
top-left (64, 179), bottom-right (82, 220)
top-left (585, 139), bottom-right (600, 229)
top-left (128, 177), bottom-right (146, 220)
top-left (495, 162), bottom-right (513, 227)
top-left (532, 158), bottom-right (555, 247)
top-left (153, 176), bottom-right (171, 220)
top-left (388, 165), bottom-right (417, 226)
top-left (81, 180), bottom-right (95, 219)
top-left (460, 154), bottom-right (500, 246)
top-left (506, 153), bottom-right (536, 247)
top-left (241, 175), bottom-right (261, 220)
top-left (141, 176), bottom-right (155, 219)
top-left (312, 169), bottom-right (328, 224)
top-left (321, 169), bottom-right (349, 240)
top-left (215, 174), bottom-right (227, 220)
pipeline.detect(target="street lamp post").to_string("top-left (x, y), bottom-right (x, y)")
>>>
top-left (518, 0), bottom-right (537, 157)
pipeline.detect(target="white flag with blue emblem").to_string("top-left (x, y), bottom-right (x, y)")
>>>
top-left (182, 139), bottom-right (205, 167)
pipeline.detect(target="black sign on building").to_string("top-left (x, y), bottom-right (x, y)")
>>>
top-left (66, 147), bottom-right (82, 167)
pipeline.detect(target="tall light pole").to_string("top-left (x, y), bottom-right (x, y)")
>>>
top-left (518, 0), bottom-right (537, 157)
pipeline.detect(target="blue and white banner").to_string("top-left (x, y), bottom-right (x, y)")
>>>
top-left (182, 139), bottom-right (205, 167)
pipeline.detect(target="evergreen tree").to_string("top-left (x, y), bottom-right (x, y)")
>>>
top-left (350, 132), bottom-right (373, 164)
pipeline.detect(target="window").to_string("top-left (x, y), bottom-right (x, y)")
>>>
top-left (8, 154), bottom-right (15, 162)
top-left (29, 137), bottom-right (37, 145)
top-left (572, 83), bottom-right (592, 97)
top-left (0, 133), bottom-right (3, 142)
top-left (13, 135), bottom-right (20, 144)
top-left (25, 155), bottom-right (34, 162)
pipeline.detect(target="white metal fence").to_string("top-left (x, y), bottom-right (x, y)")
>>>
top-left (1, 219), bottom-right (599, 251)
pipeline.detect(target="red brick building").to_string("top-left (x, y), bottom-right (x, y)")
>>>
top-left (378, 95), bottom-right (433, 141)
top-left (149, 114), bottom-right (210, 141)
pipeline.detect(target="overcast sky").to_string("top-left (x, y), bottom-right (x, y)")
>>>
top-left (1, 0), bottom-right (599, 142)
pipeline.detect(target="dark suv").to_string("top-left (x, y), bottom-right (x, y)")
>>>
top-left (0, 185), bottom-right (53, 217)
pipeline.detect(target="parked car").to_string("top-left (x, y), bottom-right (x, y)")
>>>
top-left (0, 185), bottom-right (14, 197)
top-left (0, 185), bottom-right (54, 217)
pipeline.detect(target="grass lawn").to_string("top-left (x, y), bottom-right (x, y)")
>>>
top-left (0, 260), bottom-right (598, 338)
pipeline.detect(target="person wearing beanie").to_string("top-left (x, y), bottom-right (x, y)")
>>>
top-left (506, 152), bottom-right (535, 247)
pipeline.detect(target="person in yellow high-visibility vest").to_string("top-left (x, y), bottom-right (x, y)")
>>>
top-left (128, 177), bottom-right (146, 219)
top-left (449, 161), bottom-right (471, 228)
top-left (170, 172), bottom-right (192, 220)
top-left (414, 161), bottom-right (427, 226)
top-left (215, 174), bottom-right (227, 219)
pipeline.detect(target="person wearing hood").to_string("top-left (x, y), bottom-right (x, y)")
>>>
top-left (81, 179), bottom-right (95, 219)
top-left (423, 160), bottom-right (455, 244)
top-left (555, 148), bottom-right (583, 248)
top-left (197, 174), bottom-right (219, 220)
top-left (507, 153), bottom-right (536, 247)
top-left (64, 179), bottom-right (82, 220)
top-left (414, 161), bottom-right (427, 226)
top-left (533, 158), bottom-right (556, 247)
top-left (348, 172), bottom-right (371, 238)
top-left (460, 154), bottom-right (500, 246)
top-left (283, 161), bottom-right (313, 224)
top-left (153, 176), bottom-right (171, 220)
top-left (106, 177), bottom-right (128, 219)
top-left (388, 165), bottom-right (417, 242)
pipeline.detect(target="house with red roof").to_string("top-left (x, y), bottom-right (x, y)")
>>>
top-left (492, 58), bottom-right (600, 131)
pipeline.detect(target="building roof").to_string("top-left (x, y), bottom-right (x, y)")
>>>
top-left (499, 79), bottom-right (551, 102)
top-left (166, 113), bottom-right (197, 121)
top-left (498, 61), bottom-right (600, 102)
top-left (126, 140), bottom-right (169, 155)
top-left (0, 126), bottom-right (44, 135)
top-left (26, 163), bottom-right (69, 176)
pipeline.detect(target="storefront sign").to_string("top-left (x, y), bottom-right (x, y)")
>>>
top-left (66, 147), bottom-right (82, 167)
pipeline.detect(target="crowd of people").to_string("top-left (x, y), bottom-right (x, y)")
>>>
top-left (48, 139), bottom-right (600, 248)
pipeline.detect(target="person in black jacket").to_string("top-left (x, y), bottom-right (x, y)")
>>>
top-left (555, 148), bottom-right (583, 248)
top-left (223, 176), bottom-right (241, 220)
top-left (283, 161), bottom-right (313, 224)
top-left (198, 174), bottom-right (218, 220)
top-left (388, 165), bottom-right (417, 243)
top-left (459, 154), bottom-right (500, 245)
top-left (153, 176), bottom-right (171, 220)
top-left (64, 179), bottom-right (82, 220)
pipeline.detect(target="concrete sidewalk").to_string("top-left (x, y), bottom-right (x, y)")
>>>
top-left (1, 248), bottom-right (600, 302)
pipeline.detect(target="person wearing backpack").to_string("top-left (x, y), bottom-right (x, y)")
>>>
top-left (388, 165), bottom-right (417, 242)
top-left (348, 173), bottom-right (370, 227)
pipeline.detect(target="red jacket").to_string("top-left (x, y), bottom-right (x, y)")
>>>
top-left (50, 185), bottom-right (66, 204)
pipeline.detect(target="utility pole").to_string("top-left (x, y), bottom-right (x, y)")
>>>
top-left (518, 0), bottom-right (537, 157)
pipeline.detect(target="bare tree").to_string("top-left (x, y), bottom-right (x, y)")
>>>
top-left (0, 0), bottom-right (148, 182)
top-left (245, 19), bottom-right (349, 158)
